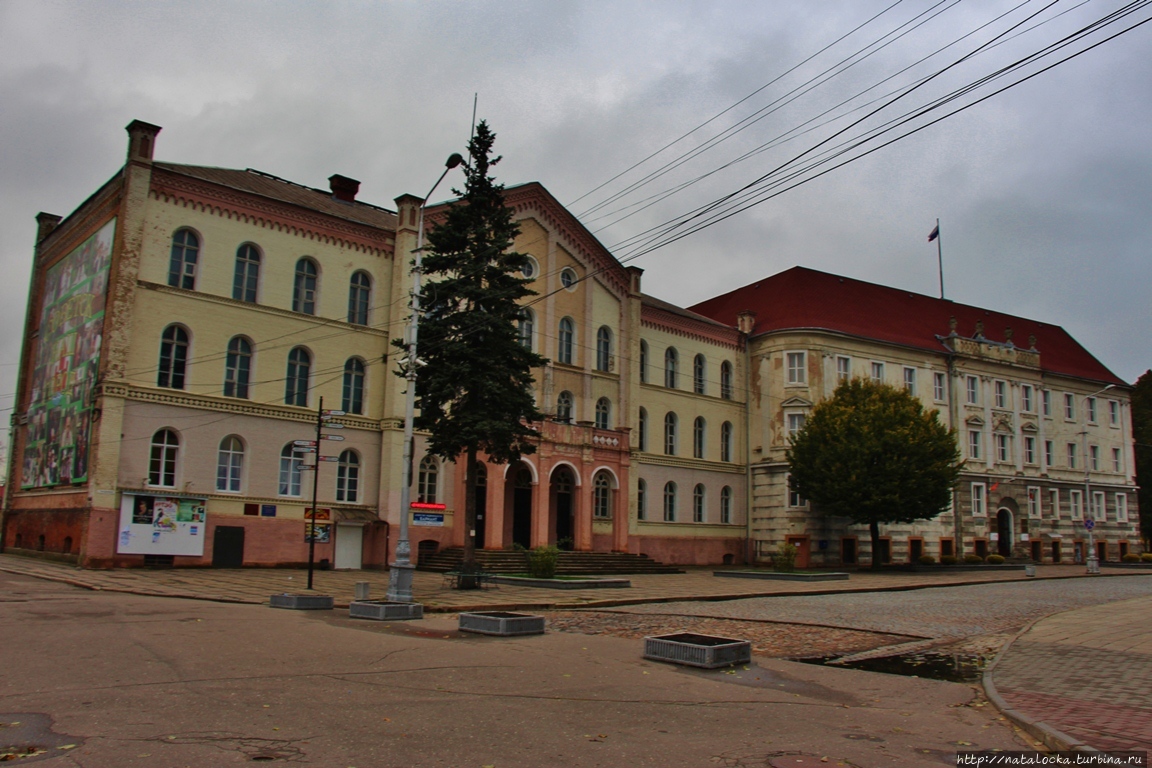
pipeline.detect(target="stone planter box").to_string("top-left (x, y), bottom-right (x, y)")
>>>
top-left (458, 611), bottom-right (546, 636)
top-left (714, 570), bottom-right (849, 582)
top-left (269, 593), bottom-right (334, 610)
top-left (644, 633), bottom-right (752, 669)
top-left (349, 600), bottom-right (424, 621)
top-left (489, 575), bottom-right (631, 589)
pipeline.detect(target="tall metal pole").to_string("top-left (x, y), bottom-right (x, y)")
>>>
top-left (388, 153), bottom-right (464, 603)
top-left (1082, 384), bottom-right (1115, 575)
top-left (935, 218), bottom-right (944, 299)
top-left (307, 396), bottom-right (323, 590)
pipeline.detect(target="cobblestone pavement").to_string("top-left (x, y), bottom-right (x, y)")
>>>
top-left (991, 595), bottom-right (1152, 752)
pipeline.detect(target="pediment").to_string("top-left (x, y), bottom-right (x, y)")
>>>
top-left (965, 415), bottom-right (985, 427)
top-left (781, 396), bottom-right (813, 408)
top-left (1020, 421), bottom-right (1039, 433)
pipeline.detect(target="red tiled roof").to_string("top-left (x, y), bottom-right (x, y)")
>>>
top-left (688, 266), bottom-right (1124, 386)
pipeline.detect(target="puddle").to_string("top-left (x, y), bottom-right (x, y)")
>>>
top-left (797, 650), bottom-right (988, 683)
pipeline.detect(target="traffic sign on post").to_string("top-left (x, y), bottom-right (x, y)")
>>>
top-left (294, 440), bottom-right (317, 446)
top-left (320, 435), bottom-right (345, 441)
top-left (1084, 519), bottom-right (1095, 530)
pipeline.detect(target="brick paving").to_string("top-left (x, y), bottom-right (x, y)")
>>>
top-left (991, 596), bottom-right (1152, 751)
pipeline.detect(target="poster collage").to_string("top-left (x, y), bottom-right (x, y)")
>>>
top-left (117, 494), bottom-right (207, 557)
top-left (22, 219), bottom-right (115, 489)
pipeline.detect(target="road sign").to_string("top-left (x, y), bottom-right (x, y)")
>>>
top-left (1084, 519), bottom-right (1095, 530)
top-left (322, 410), bottom-right (346, 417)
top-left (293, 446), bottom-right (316, 453)
top-left (293, 440), bottom-right (317, 446)
top-left (317, 456), bottom-right (340, 463)
top-left (320, 435), bottom-right (345, 441)
top-left (324, 423), bottom-right (345, 429)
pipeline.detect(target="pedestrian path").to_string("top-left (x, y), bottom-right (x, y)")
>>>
top-left (987, 595), bottom-right (1152, 752)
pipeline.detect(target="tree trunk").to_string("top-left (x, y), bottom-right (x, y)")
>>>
top-left (870, 520), bottom-right (883, 571)
top-left (462, 447), bottom-right (478, 573)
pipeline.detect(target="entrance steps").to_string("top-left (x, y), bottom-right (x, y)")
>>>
top-left (417, 547), bottom-right (682, 575)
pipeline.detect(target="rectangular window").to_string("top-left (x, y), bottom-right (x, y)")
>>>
top-left (870, 361), bottom-right (884, 383)
top-left (1091, 491), bottom-right (1106, 521)
top-left (994, 380), bottom-right (1007, 409)
top-left (1027, 486), bottom-right (1041, 518)
top-left (1044, 440), bottom-right (1054, 466)
top-left (1109, 400), bottom-right (1120, 426)
top-left (1090, 445), bottom-right (1099, 471)
top-left (1067, 443), bottom-right (1077, 469)
top-left (1113, 447), bottom-right (1122, 473)
top-left (968, 430), bottom-right (981, 460)
top-left (786, 413), bottom-right (806, 440)
top-left (966, 376), bottom-right (979, 404)
top-left (1087, 397), bottom-right (1097, 424)
top-left (1024, 436), bottom-right (1036, 464)
top-left (903, 367), bottom-right (916, 395)
top-left (786, 475), bottom-right (806, 508)
top-left (1116, 493), bottom-right (1128, 523)
top-left (971, 483), bottom-right (986, 517)
top-left (836, 356), bottom-right (851, 382)
top-left (1064, 393), bottom-right (1075, 420)
top-left (1069, 489), bottom-right (1083, 519)
top-left (1049, 488), bottom-right (1060, 519)
top-left (1021, 385), bottom-right (1034, 413)
top-left (1042, 389), bottom-right (1052, 417)
top-left (933, 372), bottom-right (946, 401)
top-left (786, 351), bottom-right (806, 384)
top-left (995, 434), bottom-right (1010, 463)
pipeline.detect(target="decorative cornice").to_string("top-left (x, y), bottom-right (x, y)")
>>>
top-left (641, 306), bottom-right (742, 351)
top-left (634, 453), bottom-right (745, 474)
top-left (150, 169), bottom-right (394, 257)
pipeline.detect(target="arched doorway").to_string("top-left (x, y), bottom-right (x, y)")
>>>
top-left (509, 463), bottom-right (533, 549)
top-left (551, 466), bottom-right (575, 549)
top-left (474, 463), bottom-right (487, 549)
top-left (996, 508), bottom-right (1013, 557)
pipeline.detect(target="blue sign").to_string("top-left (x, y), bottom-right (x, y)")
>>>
top-left (413, 512), bottom-right (444, 527)
top-left (1084, 519), bottom-right (1095, 530)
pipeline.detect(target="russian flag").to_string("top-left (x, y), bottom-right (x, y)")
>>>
top-left (928, 224), bottom-right (940, 242)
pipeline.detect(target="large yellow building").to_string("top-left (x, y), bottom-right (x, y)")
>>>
top-left (2, 121), bottom-right (1140, 569)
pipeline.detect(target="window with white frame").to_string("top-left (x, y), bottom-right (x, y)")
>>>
top-left (149, 429), bottom-right (180, 488)
top-left (933, 372), bottom-right (946, 401)
top-left (1067, 443), bottom-right (1077, 469)
top-left (637, 478), bottom-right (647, 520)
top-left (786, 352), bottom-right (806, 384)
top-left (971, 482), bottom-right (986, 517)
top-left (786, 413), bottom-right (806, 441)
top-left (665, 348), bottom-right (678, 388)
top-left (1042, 389), bottom-right (1052, 416)
top-left (693, 416), bottom-right (706, 459)
top-left (1069, 489), bottom-right (1083, 519)
top-left (1109, 400), bottom-right (1120, 426)
top-left (595, 398), bottom-right (611, 430)
top-left (835, 356), bottom-right (850, 382)
top-left (1045, 440), bottom-right (1054, 466)
top-left (278, 443), bottom-right (303, 497)
top-left (1027, 486), bottom-right (1041, 518)
top-left (903, 367), bottom-right (916, 395)
top-left (1090, 445), bottom-right (1099, 471)
top-left (168, 229), bottom-right (199, 290)
top-left (593, 472), bottom-right (612, 519)
top-left (216, 436), bottom-right (244, 493)
top-left (596, 327), bottom-right (612, 372)
top-left (1112, 447), bottom-right (1122, 473)
top-left (558, 318), bottom-right (575, 365)
top-left (1049, 488), bottom-right (1060, 518)
top-left (966, 376), bottom-right (979, 404)
top-left (637, 408), bottom-right (647, 452)
top-left (720, 421), bottom-right (733, 462)
top-left (292, 258), bottom-right (318, 315)
top-left (556, 391), bottom-right (574, 423)
top-left (693, 484), bottom-right (705, 522)
top-left (664, 412), bottom-right (677, 455)
top-left (1087, 397), bottom-right (1098, 423)
top-left (1021, 385), bottom-right (1034, 413)
top-left (870, 361), bottom-right (884, 382)
top-left (968, 430), bottom-right (982, 460)
top-left (1091, 491), bottom-right (1105, 521)
top-left (639, 340), bottom-right (648, 384)
top-left (786, 473), bottom-right (806, 508)
top-left (663, 481), bottom-right (676, 522)
top-left (1115, 493), bottom-right (1128, 522)
top-left (994, 380), bottom-right (1007, 409)
top-left (720, 361), bottom-right (734, 399)
top-left (720, 486), bottom-right (732, 524)
top-left (995, 434), bottom-right (1011, 463)
top-left (1024, 436), bottom-right (1036, 464)
top-left (1064, 393), bottom-right (1075, 420)
top-left (518, 309), bottom-right (534, 350)
top-left (417, 456), bottom-right (439, 504)
top-left (336, 450), bottom-right (360, 503)
top-left (693, 354), bottom-right (707, 394)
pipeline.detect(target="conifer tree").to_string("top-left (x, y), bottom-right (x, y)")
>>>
top-left (787, 378), bottom-right (961, 569)
top-left (1131, 370), bottom-right (1152, 547)
top-left (403, 121), bottom-right (546, 578)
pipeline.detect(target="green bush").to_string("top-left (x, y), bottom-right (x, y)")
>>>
top-left (1122, 553), bottom-right (1141, 563)
top-left (917, 555), bottom-right (936, 565)
top-left (1141, 553), bottom-right (1152, 563)
top-left (986, 554), bottom-right (1006, 564)
top-left (509, 542), bottom-right (526, 552)
top-left (963, 554), bottom-right (985, 564)
top-left (940, 555), bottom-right (958, 565)
top-left (528, 546), bottom-right (560, 578)
top-left (556, 536), bottom-right (574, 551)
top-left (773, 543), bottom-right (799, 573)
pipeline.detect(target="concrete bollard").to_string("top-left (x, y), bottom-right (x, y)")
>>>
top-left (354, 582), bottom-right (370, 601)
top-left (1024, 564), bottom-right (1036, 577)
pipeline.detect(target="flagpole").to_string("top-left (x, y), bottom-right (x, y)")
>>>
top-left (935, 217), bottom-right (944, 299)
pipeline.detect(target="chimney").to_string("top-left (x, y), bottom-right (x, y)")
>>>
top-left (329, 174), bottom-right (360, 203)
top-left (36, 212), bottom-right (62, 244)
top-left (736, 310), bottom-right (757, 335)
top-left (125, 120), bottom-right (162, 163)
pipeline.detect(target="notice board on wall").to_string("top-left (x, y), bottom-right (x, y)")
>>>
top-left (117, 494), bottom-right (207, 556)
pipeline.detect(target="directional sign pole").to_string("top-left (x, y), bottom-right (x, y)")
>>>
top-left (307, 396), bottom-right (323, 590)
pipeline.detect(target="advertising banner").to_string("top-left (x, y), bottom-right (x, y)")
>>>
top-left (117, 494), bottom-right (207, 557)
top-left (22, 219), bottom-right (116, 488)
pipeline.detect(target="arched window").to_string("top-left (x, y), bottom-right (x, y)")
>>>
top-left (293, 258), bottom-right (318, 315)
top-left (593, 471), bottom-right (613, 518)
top-left (720, 361), bottom-right (734, 400)
top-left (721, 421), bottom-right (734, 462)
top-left (149, 429), bottom-right (179, 487)
top-left (721, 486), bottom-right (733, 524)
top-left (279, 443), bottom-right (303, 497)
top-left (637, 407), bottom-right (648, 452)
top-left (693, 484), bottom-right (706, 522)
top-left (342, 358), bottom-right (365, 414)
top-left (556, 391), bottom-right (574, 423)
top-left (693, 354), bottom-right (706, 394)
top-left (348, 271), bottom-right (371, 325)
top-left (664, 412), bottom-right (677, 455)
top-left (693, 416), bottom-right (706, 459)
top-left (558, 317), bottom-right (575, 365)
top-left (224, 336), bottom-right (252, 399)
top-left (518, 309), bottom-right (534, 350)
top-left (168, 229), bottom-right (198, 290)
top-left (596, 326), bottom-right (612, 372)
top-left (336, 450), bottom-right (360, 503)
top-left (639, 340), bottom-right (649, 383)
top-left (637, 478), bottom-right (647, 520)
top-left (663, 481), bottom-right (677, 522)
top-left (233, 243), bottom-right (260, 302)
top-left (158, 325), bottom-right (189, 389)
top-left (595, 397), bottom-right (611, 430)
top-left (665, 348), bottom-right (678, 389)
top-left (285, 347), bottom-right (311, 406)
top-left (417, 456), bottom-right (439, 504)
top-left (216, 435), bottom-right (244, 492)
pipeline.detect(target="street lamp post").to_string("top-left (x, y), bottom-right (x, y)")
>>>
top-left (387, 152), bottom-right (464, 603)
top-left (1081, 383), bottom-right (1116, 575)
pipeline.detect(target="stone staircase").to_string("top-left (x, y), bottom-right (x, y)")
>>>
top-left (417, 547), bottom-right (682, 575)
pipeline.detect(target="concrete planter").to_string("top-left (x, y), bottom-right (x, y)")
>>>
top-left (644, 633), bottom-right (752, 669)
top-left (269, 593), bottom-right (334, 610)
top-left (714, 570), bottom-right (849, 582)
top-left (489, 575), bottom-right (631, 589)
top-left (458, 611), bottom-right (546, 636)
top-left (349, 600), bottom-right (424, 621)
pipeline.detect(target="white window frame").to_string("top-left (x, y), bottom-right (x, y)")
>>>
top-left (786, 412), bottom-right (806, 442)
top-left (971, 482), bottom-right (986, 517)
top-left (720, 486), bottom-right (732, 524)
top-left (1064, 393), bottom-right (1075, 421)
top-left (1115, 493), bottom-right (1128, 523)
top-left (870, 361), bottom-right (885, 383)
top-left (994, 380), bottom-right (1007, 409)
top-left (968, 430), bottom-right (981, 460)
top-left (1091, 490), bottom-right (1106, 522)
top-left (836, 355), bottom-right (851, 382)
top-left (1087, 397), bottom-right (1098, 424)
top-left (1044, 440), bottom-right (1054, 467)
top-left (1042, 389), bottom-right (1052, 417)
top-left (1069, 489), bottom-right (1083, 520)
top-left (903, 367), bottom-right (916, 396)
top-left (1067, 443), bottom-right (1077, 469)
top-left (1090, 444), bottom-right (1099, 471)
top-left (786, 351), bottom-right (806, 385)
top-left (1027, 486), bottom-right (1041, 519)
top-left (1109, 400), bottom-right (1120, 427)
top-left (995, 433), bottom-right (1011, 463)
top-left (1021, 384), bottom-right (1034, 413)
top-left (933, 372), bottom-right (946, 402)
top-left (1049, 488), bottom-right (1060, 519)
top-left (786, 473), bottom-right (806, 509)
top-left (1112, 447), bottom-right (1122, 473)
top-left (1024, 436), bottom-right (1036, 465)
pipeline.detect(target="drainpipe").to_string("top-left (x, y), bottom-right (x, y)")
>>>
top-left (947, 351), bottom-right (963, 557)
top-left (743, 334), bottom-right (753, 565)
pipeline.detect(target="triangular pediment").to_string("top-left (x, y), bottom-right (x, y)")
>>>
top-left (781, 396), bottom-right (813, 408)
top-left (1021, 421), bottom-right (1039, 433)
top-left (966, 415), bottom-right (985, 427)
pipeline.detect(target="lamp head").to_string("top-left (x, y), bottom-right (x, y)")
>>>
top-left (446, 153), bottom-right (464, 169)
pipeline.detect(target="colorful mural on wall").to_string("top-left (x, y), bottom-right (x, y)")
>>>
top-left (21, 218), bottom-right (115, 488)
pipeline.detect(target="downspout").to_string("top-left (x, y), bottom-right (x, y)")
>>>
top-left (743, 332), bottom-right (753, 565)
top-left (947, 347), bottom-right (963, 557)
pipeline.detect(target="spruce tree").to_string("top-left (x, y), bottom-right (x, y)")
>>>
top-left (1131, 370), bottom-right (1152, 547)
top-left (403, 121), bottom-right (546, 578)
top-left (787, 378), bottom-right (961, 569)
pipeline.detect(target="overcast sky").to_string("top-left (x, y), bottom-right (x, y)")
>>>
top-left (2, 0), bottom-right (1150, 464)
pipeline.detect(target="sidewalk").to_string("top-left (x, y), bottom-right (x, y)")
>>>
top-left (0, 552), bottom-right (1142, 611)
top-left (986, 595), bottom-right (1152, 753)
